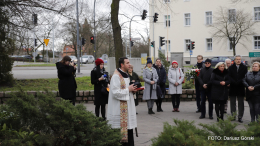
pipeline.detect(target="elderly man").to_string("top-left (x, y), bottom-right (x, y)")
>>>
top-left (224, 58), bottom-right (232, 113)
top-left (228, 55), bottom-right (248, 123)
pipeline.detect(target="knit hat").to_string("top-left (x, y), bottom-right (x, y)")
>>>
top-left (172, 60), bottom-right (178, 65)
top-left (205, 58), bottom-right (212, 63)
top-left (95, 58), bottom-right (104, 66)
top-left (147, 58), bottom-right (152, 64)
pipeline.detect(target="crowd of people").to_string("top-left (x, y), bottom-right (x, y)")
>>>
top-left (56, 55), bottom-right (260, 146)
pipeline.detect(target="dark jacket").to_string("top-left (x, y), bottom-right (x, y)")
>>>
top-left (242, 71), bottom-right (260, 102)
top-left (153, 64), bottom-right (166, 95)
top-left (228, 63), bottom-right (248, 97)
top-left (128, 71), bottom-right (140, 106)
top-left (193, 62), bottom-right (205, 85)
top-left (91, 66), bottom-right (109, 105)
top-left (198, 67), bottom-right (214, 91)
top-left (210, 68), bottom-right (230, 101)
top-left (56, 62), bottom-right (77, 100)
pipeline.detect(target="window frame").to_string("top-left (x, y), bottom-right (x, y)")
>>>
top-left (205, 38), bottom-right (213, 52)
top-left (164, 15), bottom-right (171, 27)
top-left (165, 40), bottom-right (171, 52)
top-left (228, 37), bottom-right (236, 51)
top-left (228, 9), bottom-right (236, 23)
top-left (253, 35), bottom-right (260, 50)
top-left (184, 13), bottom-right (191, 26)
top-left (254, 6), bottom-right (260, 21)
top-left (205, 11), bottom-right (213, 25)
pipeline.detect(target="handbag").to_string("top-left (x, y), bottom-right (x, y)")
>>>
top-left (179, 68), bottom-right (185, 84)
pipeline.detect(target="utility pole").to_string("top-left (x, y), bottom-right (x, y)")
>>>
top-left (93, 0), bottom-right (97, 63)
top-left (153, 0), bottom-right (155, 63)
top-left (76, 0), bottom-right (80, 73)
top-left (52, 18), bottom-right (55, 63)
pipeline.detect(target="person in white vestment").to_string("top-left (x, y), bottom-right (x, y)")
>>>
top-left (107, 57), bottom-right (137, 146)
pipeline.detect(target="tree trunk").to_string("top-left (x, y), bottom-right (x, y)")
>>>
top-left (111, 0), bottom-right (123, 68)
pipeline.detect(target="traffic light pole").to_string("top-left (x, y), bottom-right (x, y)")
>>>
top-left (129, 15), bottom-right (141, 58)
top-left (93, 0), bottom-right (97, 64)
top-left (76, 0), bottom-right (81, 73)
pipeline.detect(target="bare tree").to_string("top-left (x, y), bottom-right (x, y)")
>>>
top-left (209, 7), bottom-right (258, 56)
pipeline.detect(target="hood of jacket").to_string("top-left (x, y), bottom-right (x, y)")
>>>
top-left (56, 62), bottom-right (66, 69)
top-left (213, 68), bottom-right (228, 76)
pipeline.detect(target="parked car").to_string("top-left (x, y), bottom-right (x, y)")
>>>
top-left (69, 56), bottom-right (78, 63)
top-left (21, 55), bottom-right (33, 60)
top-left (202, 56), bottom-right (248, 67)
top-left (80, 55), bottom-right (94, 64)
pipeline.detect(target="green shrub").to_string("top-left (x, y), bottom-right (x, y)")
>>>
top-left (152, 117), bottom-right (260, 146)
top-left (0, 88), bottom-right (122, 146)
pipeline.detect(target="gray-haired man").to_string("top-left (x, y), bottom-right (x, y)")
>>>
top-left (228, 55), bottom-right (247, 123)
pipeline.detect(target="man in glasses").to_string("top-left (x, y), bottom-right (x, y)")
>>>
top-left (198, 59), bottom-right (214, 119)
top-left (193, 55), bottom-right (204, 113)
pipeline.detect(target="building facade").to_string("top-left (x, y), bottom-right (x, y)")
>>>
top-left (149, 0), bottom-right (260, 65)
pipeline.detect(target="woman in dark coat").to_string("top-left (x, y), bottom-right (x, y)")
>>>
top-left (128, 64), bottom-right (140, 114)
top-left (243, 62), bottom-right (260, 123)
top-left (91, 58), bottom-right (109, 120)
top-left (56, 56), bottom-right (77, 105)
top-left (210, 62), bottom-right (230, 121)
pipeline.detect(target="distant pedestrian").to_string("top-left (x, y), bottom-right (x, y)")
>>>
top-left (224, 58), bottom-right (232, 113)
top-left (128, 65), bottom-right (140, 114)
top-left (153, 58), bottom-right (166, 112)
top-left (168, 60), bottom-right (184, 112)
top-left (229, 55), bottom-right (248, 123)
top-left (193, 55), bottom-right (204, 113)
top-left (56, 56), bottom-right (77, 105)
top-left (243, 62), bottom-right (260, 123)
top-left (143, 58), bottom-right (158, 114)
top-left (198, 59), bottom-right (214, 119)
top-left (210, 62), bottom-right (230, 121)
top-left (91, 58), bottom-right (110, 120)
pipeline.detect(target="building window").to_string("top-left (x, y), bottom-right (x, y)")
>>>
top-left (184, 13), bottom-right (190, 26)
top-left (254, 7), bottom-right (260, 21)
top-left (185, 39), bottom-right (191, 51)
top-left (165, 40), bottom-right (171, 51)
top-left (184, 0), bottom-right (190, 1)
top-left (254, 36), bottom-right (260, 49)
top-left (206, 38), bottom-right (212, 51)
top-left (165, 15), bottom-right (170, 27)
top-left (206, 11), bottom-right (212, 25)
top-left (164, 0), bottom-right (170, 3)
top-left (229, 37), bottom-right (235, 51)
top-left (228, 9), bottom-right (236, 22)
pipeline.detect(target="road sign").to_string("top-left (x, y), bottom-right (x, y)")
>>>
top-left (249, 52), bottom-right (260, 57)
top-left (190, 50), bottom-right (193, 55)
top-left (44, 39), bottom-right (49, 46)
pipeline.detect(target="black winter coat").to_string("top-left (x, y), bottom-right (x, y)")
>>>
top-left (192, 62), bottom-right (205, 85)
top-left (228, 63), bottom-right (247, 97)
top-left (56, 62), bottom-right (77, 100)
top-left (242, 71), bottom-right (260, 102)
top-left (91, 67), bottom-right (109, 105)
top-left (210, 69), bottom-right (230, 101)
top-left (153, 64), bottom-right (166, 95)
top-left (198, 67), bottom-right (214, 91)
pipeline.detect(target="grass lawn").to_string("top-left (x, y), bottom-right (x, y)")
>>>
top-left (1, 76), bottom-right (145, 92)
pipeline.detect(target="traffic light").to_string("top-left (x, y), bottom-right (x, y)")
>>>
top-left (191, 41), bottom-right (195, 49)
top-left (82, 37), bottom-right (86, 46)
top-left (131, 41), bottom-right (134, 47)
top-left (141, 10), bottom-right (147, 20)
top-left (159, 36), bottom-right (165, 47)
top-left (153, 13), bottom-right (158, 22)
top-left (151, 41), bottom-right (155, 47)
top-left (90, 36), bottom-right (94, 44)
top-left (187, 44), bottom-right (190, 50)
top-left (32, 14), bottom-right (37, 25)
top-left (34, 39), bottom-right (37, 46)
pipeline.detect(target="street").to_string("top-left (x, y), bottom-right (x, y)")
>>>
top-left (12, 62), bottom-right (99, 79)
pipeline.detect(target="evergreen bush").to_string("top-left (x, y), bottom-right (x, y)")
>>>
top-left (0, 88), bottom-right (122, 146)
top-left (152, 117), bottom-right (260, 146)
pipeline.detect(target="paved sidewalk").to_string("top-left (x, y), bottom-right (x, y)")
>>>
top-left (83, 101), bottom-right (251, 146)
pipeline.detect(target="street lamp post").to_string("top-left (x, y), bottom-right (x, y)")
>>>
top-left (93, 0), bottom-right (97, 63)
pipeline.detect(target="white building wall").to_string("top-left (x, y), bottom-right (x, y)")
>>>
top-left (149, 0), bottom-right (260, 63)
